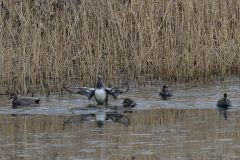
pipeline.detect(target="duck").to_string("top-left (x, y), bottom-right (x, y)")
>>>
top-left (217, 93), bottom-right (232, 110)
top-left (64, 73), bottom-right (129, 105)
top-left (9, 93), bottom-right (40, 108)
top-left (122, 98), bottom-right (136, 108)
top-left (159, 85), bottom-right (173, 99)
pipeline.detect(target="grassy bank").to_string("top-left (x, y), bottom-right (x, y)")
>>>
top-left (0, 0), bottom-right (240, 94)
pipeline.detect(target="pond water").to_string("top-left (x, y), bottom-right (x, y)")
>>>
top-left (0, 79), bottom-right (240, 160)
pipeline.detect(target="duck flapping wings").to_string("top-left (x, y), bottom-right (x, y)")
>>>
top-left (64, 82), bottom-right (129, 100)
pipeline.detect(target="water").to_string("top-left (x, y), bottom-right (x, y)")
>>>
top-left (0, 80), bottom-right (240, 160)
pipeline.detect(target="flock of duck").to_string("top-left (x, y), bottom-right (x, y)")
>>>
top-left (8, 73), bottom-right (232, 126)
top-left (9, 74), bottom-right (232, 109)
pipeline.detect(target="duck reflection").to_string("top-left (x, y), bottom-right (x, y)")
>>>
top-left (220, 109), bottom-right (228, 119)
top-left (63, 110), bottom-right (130, 128)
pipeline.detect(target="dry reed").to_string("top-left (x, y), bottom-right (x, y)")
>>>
top-left (0, 0), bottom-right (240, 94)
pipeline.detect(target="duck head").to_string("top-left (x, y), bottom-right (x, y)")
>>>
top-left (224, 93), bottom-right (227, 98)
top-left (97, 73), bottom-right (102, 79)
top-left (163, 85), bottom-right (167, 89)
top-left (9, 93), bottom-right (18, 100)
top-left (96, 73), bottom-right (104, 88)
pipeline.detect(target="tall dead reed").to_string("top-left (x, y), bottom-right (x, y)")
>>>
top-left (0, 0), bottom-right (240, 94)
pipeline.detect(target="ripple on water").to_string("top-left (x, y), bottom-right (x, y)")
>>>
top-left (137, 150), bottom-right (154, 155)
top-left (79, 149), bottom-right (96, 153)
top-left (215, 138), bottom-right (233, 142)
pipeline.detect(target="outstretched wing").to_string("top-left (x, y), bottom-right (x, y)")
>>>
top-left (106, 82), bottom-right (129, 99)
top-left (76, 87), bottom-right (95, 100)
top-left (64, 85), bottom-right (95, 100)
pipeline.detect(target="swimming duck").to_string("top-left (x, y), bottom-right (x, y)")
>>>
top-left (122, 98), bottom-right (136, 108)
top-left (64, 74), bottom-right (129, 105)
top-left (159, 85), bottom-right (173, 99)
top-left (9, 93), bottom-right (40, 108)
top-left (217, 93), bottom-right (232, 110)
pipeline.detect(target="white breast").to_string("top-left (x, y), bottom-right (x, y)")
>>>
top-left (94, 88), bottom-right (107, 103)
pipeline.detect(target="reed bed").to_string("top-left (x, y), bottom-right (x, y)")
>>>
top-left (0, 0), bottom-right (240, 94)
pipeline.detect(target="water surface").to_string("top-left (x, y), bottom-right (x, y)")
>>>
top-left (0, 80), bottom-right (240, 160)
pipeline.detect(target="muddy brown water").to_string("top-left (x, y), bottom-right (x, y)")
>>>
top-left (0, 80), bottom-right (240, 160)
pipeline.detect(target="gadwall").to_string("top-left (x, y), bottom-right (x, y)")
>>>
top-left (159, 85), bottom-right (173, 99)
top-left (217, 93), bottom-right (232, 109)
top-left (10, 93), bottom-right (40, 108)
top-left (64, 73), bottom-right (129, 105)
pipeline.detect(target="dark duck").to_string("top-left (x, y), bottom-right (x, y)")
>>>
top-left (122, 98), bottom-right (136, 108)
top-left (159, 85), bottom-right (173, 99)
top-left (217, 93), bottom-right (232, 109)
top-left (9, 93), bottom-right (40, 108)
top-left (217, 93), bottom-right (232, 119)
top-left (64, 74), bottom-right (129, 105)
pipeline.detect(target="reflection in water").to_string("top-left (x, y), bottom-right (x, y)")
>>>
top-left (218, 108), bottom-right (229, 119)
top-left (63, 109), bottom-right (130, 128)
top-left (1, 109), bottom-right (240, 159)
